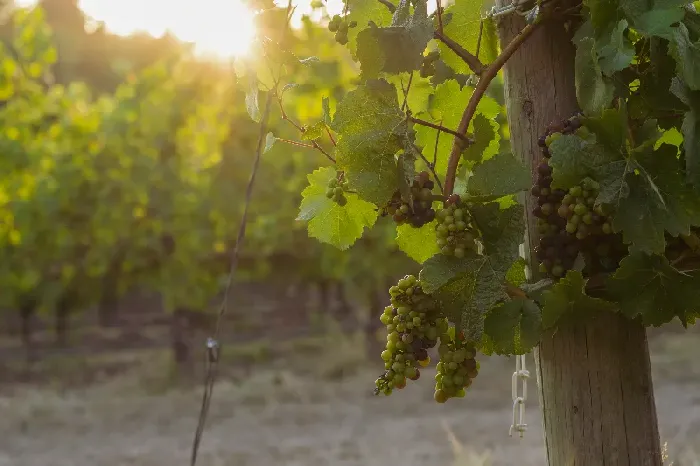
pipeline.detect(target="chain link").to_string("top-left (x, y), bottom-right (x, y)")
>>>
top-left (509, 354), bottom-right (530, 438)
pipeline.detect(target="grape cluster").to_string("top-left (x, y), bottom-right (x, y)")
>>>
top-left (435, 194), bottom-right (478, 258)
top-left (380, 171), bottom-right (436, 227)
top-left (532, 117), bottom-right (624, 279)
top-left (326, 176), bottom-right (349, 206)
top-left (374, 275), bottom-right (446, 396)
top-left (327, 14), bottom-right (356, 45)
top-left (434, 333), bottom-right (479, 403)
top-left (420, 50), bottom-right (440, 78)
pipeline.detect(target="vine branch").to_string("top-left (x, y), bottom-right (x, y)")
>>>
top-left (377, 0), bottom-right (396, 13)
top-left (409, 116), bottom-right (470, 142)
top-left (443, 18), bottom-right (544, 196)
top-left (434, 31), bottom-right (485, 75)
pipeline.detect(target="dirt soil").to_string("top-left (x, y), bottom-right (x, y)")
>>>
top-left (0, 329), bottom-right (698, 466)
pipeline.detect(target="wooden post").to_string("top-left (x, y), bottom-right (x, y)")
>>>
top-left (495, 6), bottom-right (663, 465)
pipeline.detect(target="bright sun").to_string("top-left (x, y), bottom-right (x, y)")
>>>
top-left (18, 0), bottom-right (259, 58)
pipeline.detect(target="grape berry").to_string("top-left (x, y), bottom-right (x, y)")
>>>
top-left (374, 275), bottom-right (445, 396)
top-left (381, 171), bottom-right (436, 228)
top-left (328, 14), bottom-right (356, 45)
top-left (434, 333), bottom-right (479, 403)
top-left (435, 194), bottom-right (478, 258)
top-left (532, 116), bottom-right (625, 279)
top-left (326, 175), bottom-right (349, 206)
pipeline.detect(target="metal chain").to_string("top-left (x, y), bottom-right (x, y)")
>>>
top-left (509, 354), bottom-right (530, 438)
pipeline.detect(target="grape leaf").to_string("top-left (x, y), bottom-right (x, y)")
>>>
top-left (669, 23), bottom-right (700, 91)
top-left (575, 37), bottom-right (614, 115)
top-left (547, 131), bottom-right (630, 205)
top-left (414, 80), bottom-right (499, 176)
top-left (469, 203), bottom-right (524, 270)
top-left (245, 73), bottom-right (260, 122)
top-left (438, 0), bottom-right (487, 74)
top-left (302, 121), bottom-right (327, 141)
top-left (264, 132), bottom-right (276, 153)
top-left (396, 221), bottom-right (439, 263)
top-left (505, 257), bottom-right (527, 286)
top-left (483, 298), bottom-right (542, 355)
top-left (435, 264), bottom-right (507, 342)
top-left (541, 270), bottom-right (616, 330)
top-left (613, 143), bottom-right (700, 254)
top-left (297, 167), bottom-right (378, 250)
top-left (346, 0), bottom-right (395, 55)
top-left (419, 204), bottom-right (522, 340)
top-left (322, 96), bottom-right (332, 124)
top-left (633, 8), bottom-right (685, 39)
top-left (331, 79), bottom-right (406, 205)
top-left (480, 16), bottom-right (499, 64)
top-left (607, 252), bottom-right (700, 326)
top-left (466, 152), bottom-right (530, 200)
top-left (462, 113), bottom-right (499, 163)
top-left (597, 19), bottom-right (635, 76)
top-left (671, 77), bottom-right (700, 185)
top-left (355, 0), bottom-right (433, 78)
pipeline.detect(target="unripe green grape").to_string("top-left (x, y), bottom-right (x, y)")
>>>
top-left (565, 222), bottom-right (577, 234)
top-left (574, 204), bottom-right (587, 216)
top-left (602, 222), bottom-right (612, 234)
top-left (434, 389), bottom-right (448, 403)
top-left (326, 188), bottom-right (334, 198)
top-left (337, 196), bottom-right (347, 206)
top-left (381, 350), bottom-right (392, 361)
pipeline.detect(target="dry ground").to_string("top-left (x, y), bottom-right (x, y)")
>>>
top-left (0, 327), bottom-right (698, 466)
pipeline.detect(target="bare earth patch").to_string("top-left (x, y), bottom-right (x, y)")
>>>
top-left (0, 329), bottom-right (698, 466)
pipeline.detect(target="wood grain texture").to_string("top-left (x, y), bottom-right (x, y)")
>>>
top-left (494, 4), bottom-right (663, 465)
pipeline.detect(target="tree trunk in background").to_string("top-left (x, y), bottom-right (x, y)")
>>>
top-left (98, 254), bottom-right (123, 327)
top-left (54, 297), bottom-right (70, 347)
top-left (171, 308), bottom-right (193, 373)
top-left (19, 297), bottom-right (37, 367)
top-left (496, 5), bottom-right (662, 465)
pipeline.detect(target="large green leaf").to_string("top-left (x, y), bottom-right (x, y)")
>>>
top-left (541, 270), bottom-right (616, 330)
top-left (438, 0), bottom-right (487, 74)
top-left (607, 252), bottom-right (700, 326)
top-left (466, 152), bottom-right (530, 200)
top-left (297, 167), bottom-right (378, 250)
top-left (671, 77), bottom-right (700, 186)
top-left (575, 37), bottom-right (614, 115)
top-left (613, 144), bottom-right (700, 254)
top-left (395, 221), bottom-right (439, 263)
top-left (419, 203), bottom-right (523, 340)
top-left (669, 23), bottom-right (700, 91)
top-left (331, 79), bottom-right (407, 205)
top-left (346, 0), bottom-right (395, 55)
top-left (355, 0), bottom-right (433, 78)
top-left (483, 298), bottom-right (542, 355)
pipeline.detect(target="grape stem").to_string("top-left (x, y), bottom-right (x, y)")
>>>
top-left (275, 93), bottom-right (337, 163)
top-left (409, 116), bottom-right (471, 143)
top-left (443, 16), bottom-right (545, 197)
top-left (410, 142), bottom-right (444, 194)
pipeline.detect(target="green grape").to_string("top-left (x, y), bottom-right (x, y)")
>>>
top-left (374, 275), bottom-right (444, 397)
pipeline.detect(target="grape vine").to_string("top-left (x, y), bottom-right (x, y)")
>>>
top-left (243, 0), bottom-right (700, 407)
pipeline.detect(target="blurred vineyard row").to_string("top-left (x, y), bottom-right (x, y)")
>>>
top-left (0, 0), bottom-right (415, 376)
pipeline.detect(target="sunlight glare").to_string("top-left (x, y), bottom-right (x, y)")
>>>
top-left (17, 0), bottom-right (259, 58)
